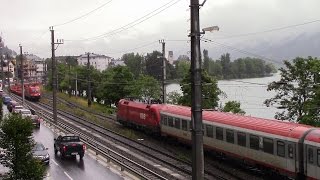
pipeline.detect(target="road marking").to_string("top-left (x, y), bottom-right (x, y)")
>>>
top-left (64, 171), bottom-right (73, 180)
top-left (51, 159), bottom-right (59, 166)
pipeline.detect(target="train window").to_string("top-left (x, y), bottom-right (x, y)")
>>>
top-left (250, 135), bottom-right (259, 150)
top-left (288, 144), bottom-right (294, 158)
top-left (263, 138), bottom-right (274, 154)
top-left (308, 148), bottom-right (314, 164)
top-left (174, 118), bottom-right (180, 129)
top-left (226, 130), bottom-right (234, 144)
top-left (216, 127), bottom-right (223, 140)
top-left (182, 120), bottom-right (188, 131)
top-left (206, 125), bottom-right (213, 138)
top-left (317, 150), bottom-right (320, 167)
top-left (168, 117), bottom-right (174, 127)
top-left (237, 132), bottom-right (246, 147)
top-left (277, 141), bottom-right (285, 157)
top-left (161, 116), bottom-right (167, 126)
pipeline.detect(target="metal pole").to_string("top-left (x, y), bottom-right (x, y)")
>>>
top-left (87, 53), bottom-right (92, 107)
top-left (190, 0), bottom-right (204, 179)
top-left (1, 50), bottom-right (3, 86)
top-left (20, 45), bottom-right (25, 106)
top-left (68, 63), bottom-right (71, 98)
top-left (7, 54), bottom-right (10, 94)
top-left (50, 27), bottom-right (57, 123)
top-left (75, 72), bottom-right (78, 98)
top-left (161, 41), bottom-right (166, 104)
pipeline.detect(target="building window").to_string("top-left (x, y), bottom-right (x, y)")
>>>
top-left (206, 125), bottom-right (213, 138)
top-left (174, 118), bottom-right (180, 129)
top-left (250, 135), bottom-right (259, 150)
top-left (168, 117), bottom-right (174, 127)
top-left (263, 138), bottom-right (274, 154)
top-left (216, 127), bottom-right (223, 140)
top-left (308, 148), bottom-right (314, 164)
top-left (181, 120), bottom-right (188, 131)
top-left (277, 141), bottom-right (285, 157)
top-left (226, 130), bottom-right (234, 144)
top-left (237, 132), bottom-right (246, 147)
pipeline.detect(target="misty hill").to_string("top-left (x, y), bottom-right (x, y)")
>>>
top-left (0, 46), bottom-right (17, 57)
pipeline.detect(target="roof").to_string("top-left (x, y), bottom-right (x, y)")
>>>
top-left (160, 104), bottom-right (314, 139)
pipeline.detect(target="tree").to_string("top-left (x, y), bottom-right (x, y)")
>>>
top-left (221, 53), bottom-right (231, 79)
top-left (222, 101), bottom-right (245, 115)
top-left (177, 55), bottom-right (190, 61)
top-left (174, 60), bottom-right (190, 79)
top-left (0, 114), bottom-right (45, 179)
top-left (167, 91), bottom-right (181, 105)
top-left (264, 56), bottom-right (320, 126)
top-left (128, 75), bottom-right (161, 102)
top-left (145, 51), bottom-right (163, 80)
top-left (179, 70), bottom-right (221, 109)
top-left (122, 53), bottom-right (144, 78)
top-left (203, 49), bottom-right (210, 73)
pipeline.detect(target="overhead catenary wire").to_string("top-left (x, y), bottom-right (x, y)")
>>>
top-left (214, 19), bottom-right (320, 40)
top-left (201, 37), bottom-right (283, 65)
top-left (65, 0), bottom-right (182, 42)
top-left (53, 0), bottom-right (113, 28)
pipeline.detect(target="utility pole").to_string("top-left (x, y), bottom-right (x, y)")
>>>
top-left (7, 54), bottom-right (10, 94)
top-left (190, 0), bottom-right (204, 179)
top-left (19, 44), bottom-right (25, 106)
top-left (75, 72), bottom-right (78, 98)
top-left (159, 39), bottom-right (166, 104)
top-left (50, 26), bottom-right (64, 123)
top-left (68, 63), bottom-right (71, 98)
top-left (1, 51), bottom-right (3, 86)
top-left (87, 52), bottom-right (92, 107)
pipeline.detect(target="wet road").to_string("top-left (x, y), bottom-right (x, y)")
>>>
top-left (2, 104), bottom-right (125, 180)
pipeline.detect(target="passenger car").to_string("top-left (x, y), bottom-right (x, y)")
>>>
top-left (54, 134), bottom-right (85, 159)
top-left (2, 96), bottom-right (12, 105)
top-left (32, 142), bottom-right (49, 165)
top-left (18, 109), bottom-right (32, 118)
top-left (117, 99), bottom-right (320, 179)
top-left (7, 100), bottom-right (18, 112)
top-left (12, 105), bottom-right (23, 114)
top-left (30, 115), bottom-right (41, 128)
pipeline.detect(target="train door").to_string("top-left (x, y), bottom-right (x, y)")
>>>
top-left (286, 142), bottom-right (297, 174)
top-left (305, 145), bottom-right (316, 179)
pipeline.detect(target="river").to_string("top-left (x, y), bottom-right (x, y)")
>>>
top-left (166, 73), bottom-right (281, 119)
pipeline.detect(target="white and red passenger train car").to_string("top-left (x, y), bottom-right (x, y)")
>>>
top-left (117, 99), bottom-right (320, 179)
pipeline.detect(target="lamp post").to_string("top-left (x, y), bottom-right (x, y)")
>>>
top-left (189, 0), bottom-right (219, 178)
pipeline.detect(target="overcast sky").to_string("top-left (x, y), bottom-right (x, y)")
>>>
top-left (1, 0), bottom-right (319, 60)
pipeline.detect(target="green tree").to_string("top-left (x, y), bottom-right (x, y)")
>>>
top-left (203, 49), bottom-right (210, 73)
top-left (167, 91), bottom-right (181, 105)
top-left (0, 114), bottom-right (45, 179)
top-left (145, 51), bottom-right (163, 80)
top-left (128, 75), bottom-right (161, 102)
top-left (122, 53), bottom-right (144, 78)
top-left (221, 53), bottom-right (231, 79)
top-left (264, 56), bottom-right (320, 126)
top-left (174, 60), bottom-right (190, 79)
top-left (179, 70), bottom-right (221, 109)
top-left (223, 101), bottom-right (245, 115)
top-left (97, 66), bottom-right (134, 106)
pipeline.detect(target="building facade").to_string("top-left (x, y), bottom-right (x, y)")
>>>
top-left (77, 53), bottom-right (112, 71)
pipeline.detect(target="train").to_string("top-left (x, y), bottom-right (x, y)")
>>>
top-left (10, 83), bottom-right (41, 101)
top-left (117, 99), bottom-right (320, 180)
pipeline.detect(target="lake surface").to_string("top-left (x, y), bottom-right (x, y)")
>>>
top-left (166, 73), bottom-right (281, 119)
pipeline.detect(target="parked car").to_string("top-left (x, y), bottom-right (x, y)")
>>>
top-left (0, 89), bottom-right (3, 98)
top-left (7, 101), bottom-right (18, 112)
top-left (18, 109), bottom-right (32, 118)
top-left (54, 134), bottom-right (85, 159)
top-left (30, 115), bottom-right (41, 128)
top-left (12, 105), bottom-right (24, 114)
top-left (32, 142), bottom-right (49, 165)
top-left (2, 96), bottom-right (12, 105)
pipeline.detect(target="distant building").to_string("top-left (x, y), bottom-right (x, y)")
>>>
top-left (77, 53), bottom-right (112, 71)
top-left (167, 51), bottom-right (174, 64)
top-left (23, 54), bottom-right (45, 83)
top-left (108, 59), bottom-right (125, 68)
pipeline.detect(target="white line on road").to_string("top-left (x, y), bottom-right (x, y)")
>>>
top-left (51, 159), bottom-right (59, 166)
top-left (64, 171), bottom-right (73, 180)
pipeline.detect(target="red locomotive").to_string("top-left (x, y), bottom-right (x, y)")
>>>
top-left (10, 83), bottom-right (41, 101)
top-left (117, 99), bottom-right (320, 179)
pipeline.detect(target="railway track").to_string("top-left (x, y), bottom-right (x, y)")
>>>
top-left (39, 94), bottom-right (265, 180)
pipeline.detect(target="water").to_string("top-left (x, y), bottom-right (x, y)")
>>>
top-left (166, 73), bottom-right (281, 119)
